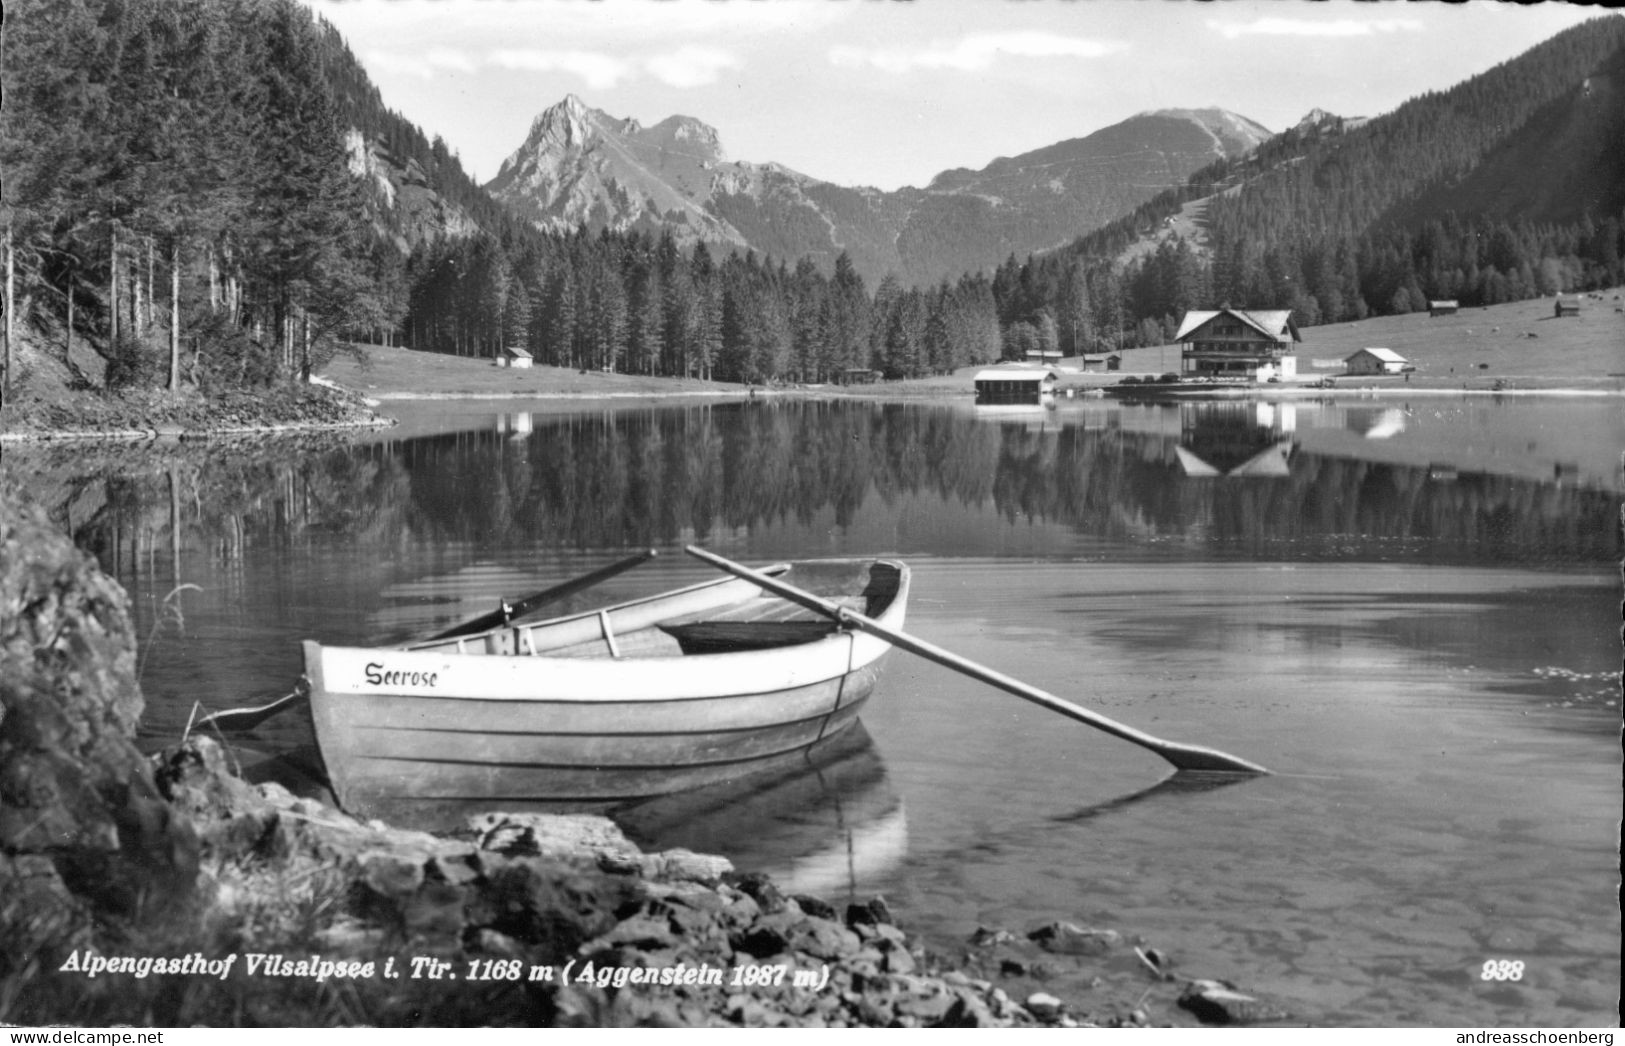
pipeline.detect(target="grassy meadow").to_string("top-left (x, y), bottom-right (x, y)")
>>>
top-left (318, 289), bottom-right (1624, 402)
top-left (319, 349), bottom-right (749, 400)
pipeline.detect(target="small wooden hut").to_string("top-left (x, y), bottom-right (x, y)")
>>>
top-left (974, 369), bottom-right (1058, 404)
top-left (497, 346), bottom-right (534, 369)
top-left (1344, 348), bottom-right (1411, 376)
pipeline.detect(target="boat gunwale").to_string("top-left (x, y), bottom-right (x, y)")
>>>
top-left (400, 561), bottom-right (802, 653)
top-left (302, 557), bottom-right (910, 701)
top-left (348, 557), bottom-right (908, 667)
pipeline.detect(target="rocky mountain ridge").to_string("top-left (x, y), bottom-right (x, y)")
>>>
top-left (482, 96), bottom-right (1277, 286)
top-left (346, 128), bottom-right (483, 250)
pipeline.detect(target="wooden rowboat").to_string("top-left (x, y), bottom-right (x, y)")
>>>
top-left (302, 558), bottom-right (910, 820)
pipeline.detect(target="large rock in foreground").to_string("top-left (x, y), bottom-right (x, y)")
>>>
top-left (0, 477), bottom-right (200, 947)
top-left (142, 737), bottom-right (1052, 1028)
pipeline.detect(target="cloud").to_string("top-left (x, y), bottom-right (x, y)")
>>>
top-left (424, 47), bottom-right (475, 73)
top-left (489, 49), bottom-right (633, 90)
top-left (1209, 17), bottom-right (1425, 40)
top-left (330, 0), bottom-right (849, 50)
top-left (360, 49), bottom-right (434, 79)
top-left (363, 42), bottom-right (739, 92)
top-left (829, 30), bottom-right (1127, 74)
top-left (645, 46), bottom-right (741, 88)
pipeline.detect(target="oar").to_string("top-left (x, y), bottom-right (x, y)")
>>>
top-left (197, 550), bottom-right (658, 732)
top-left (427, 549), bottom-right (658, 640)
top-left (684, 545), bottom-right (1269, 776)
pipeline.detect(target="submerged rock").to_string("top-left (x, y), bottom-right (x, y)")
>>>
top-left (1028, 921), bottom-right (1121, 956)
top-left (845, 896), bottom-right (895, 929)
top-left (1177, 978), bottom-right (1292, 1025)
top-left (1025, 991), bottom-right (1064, 1020)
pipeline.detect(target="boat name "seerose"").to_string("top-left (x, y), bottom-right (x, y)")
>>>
top-left (364, 662), bottom-right (440, 688)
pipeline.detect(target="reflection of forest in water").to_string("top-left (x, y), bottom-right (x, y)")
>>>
top-left (13, 400), bottom-right (1619, 573)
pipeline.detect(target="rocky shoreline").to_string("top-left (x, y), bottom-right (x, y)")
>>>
top-left (0, 383), bottom-right (394, 442)
top-left (0, 473), bottom-right (1287, 1028)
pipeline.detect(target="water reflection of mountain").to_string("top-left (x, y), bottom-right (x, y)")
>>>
top-left (9, 400), bottom-right (1617, 577)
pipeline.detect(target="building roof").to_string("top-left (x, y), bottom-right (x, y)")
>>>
top-left (1429, 300), bottom-right (1458, 308)
top-left (1175, 309), bottom-right (1300, 343)
top-left (974, 369), bottom-right (1057, 383)
top-left (503, 346), bottom-right (533, 359)
top-left (1347, 347), bottom-right (1408, 363)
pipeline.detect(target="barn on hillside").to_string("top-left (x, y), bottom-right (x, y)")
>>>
top-left (497, 346), bottom-right (534, 369)
top-left (1345, 347), bottom-right (1411, 376)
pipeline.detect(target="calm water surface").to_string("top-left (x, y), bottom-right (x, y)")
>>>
top-left (10, 395), bottom-right (1619, 1027)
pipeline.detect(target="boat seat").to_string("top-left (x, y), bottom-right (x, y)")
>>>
top-left (658, 620), bottom-right (839, 655)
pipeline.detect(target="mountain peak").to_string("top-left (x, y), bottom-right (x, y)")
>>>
top-left (645, 113), bottom-right (727, 164)
top-left (527, 94), bottom-right (602, 145)
top-left (1293, 108), bottom-right (1339, 132)
top-left (487, 97), bottom-right (747, 250)
top-left (1291, 108), bottom-right (1368, 135)
top-left (1133, 107), bottom-right (1274, 152)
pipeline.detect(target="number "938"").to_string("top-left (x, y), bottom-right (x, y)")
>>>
top-left (1480, 959), bottom-right (1524, 981)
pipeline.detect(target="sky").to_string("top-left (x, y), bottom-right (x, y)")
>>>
top-left (300, 0), bottom-right (1615, 192)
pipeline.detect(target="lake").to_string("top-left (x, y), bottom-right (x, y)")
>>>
top-left (11, 393), bottom-right (1620, 1027)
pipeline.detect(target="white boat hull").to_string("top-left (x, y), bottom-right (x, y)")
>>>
top-left (303, 559), bottom-right (909, 817)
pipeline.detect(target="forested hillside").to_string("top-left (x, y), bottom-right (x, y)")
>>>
top-left (998, 16), bottom-right (1625, 355)
top-left (1, 0), bottom-right (402, 394)
top-left (0, 0), bottom-right (1003, 396)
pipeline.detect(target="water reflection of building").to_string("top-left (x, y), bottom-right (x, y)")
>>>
top-left (1174, 401), bottom-right (1297, 477)
top-left (498, 412), bottom-right (533, 437)
top-left (1343, 406), bottom-right (1407, 439)
top-left (972, 401), bottom-right (1059, 429)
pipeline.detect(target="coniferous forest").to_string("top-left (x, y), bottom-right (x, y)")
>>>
top-left (4, 0), bottom-right (1623, 400)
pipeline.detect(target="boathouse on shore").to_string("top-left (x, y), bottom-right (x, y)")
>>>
top-left (1174, 308), bottom-right (1300, 381)
top-left (974, 369), bottom-right (1058, 404)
